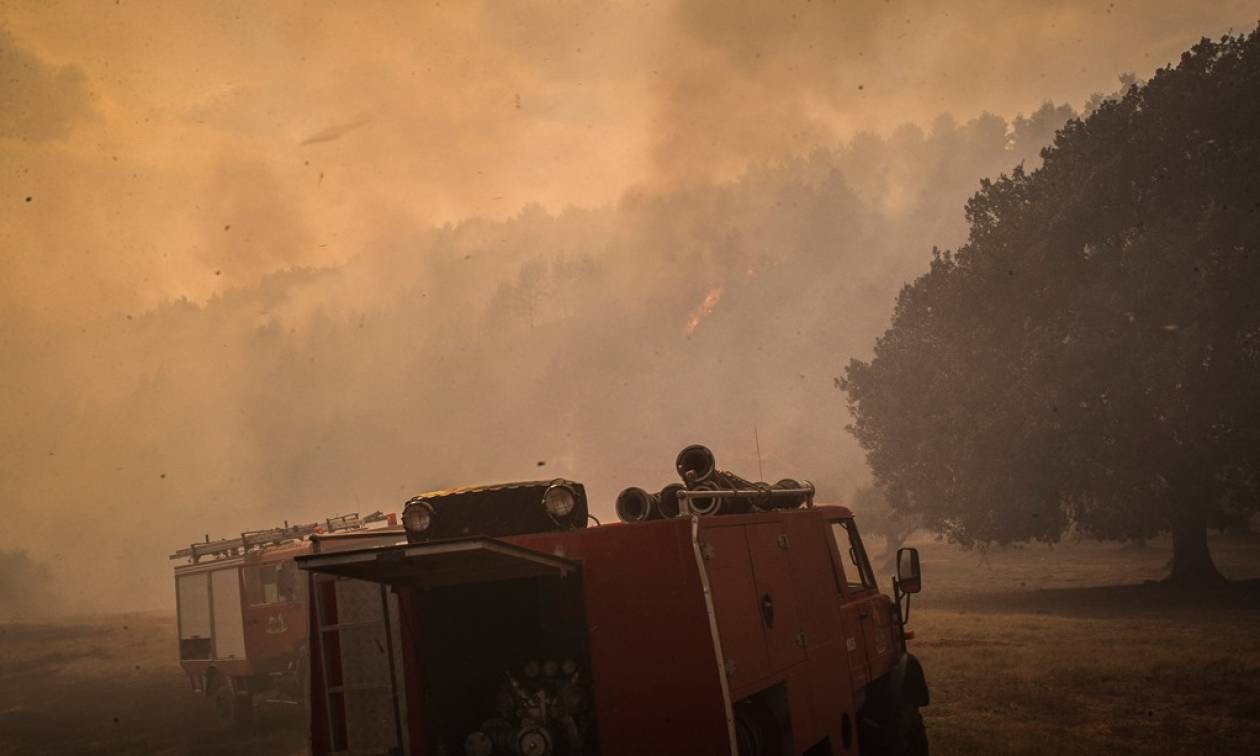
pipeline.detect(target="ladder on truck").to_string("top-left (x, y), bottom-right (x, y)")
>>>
top-left (169, 511), bottom-right (391, 563)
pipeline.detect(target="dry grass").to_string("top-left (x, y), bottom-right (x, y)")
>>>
top-left (1, 533), bottom-right (1258, 754)
top-left (913, 608), bottom-right (1260, 754)
top-left (0, 613), bottom-right (303, 756)
top-left (906, 533), bottom-right (1260, 755)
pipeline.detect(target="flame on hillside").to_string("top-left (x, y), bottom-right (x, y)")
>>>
top-left (685, 287), bottom-right (723, 336)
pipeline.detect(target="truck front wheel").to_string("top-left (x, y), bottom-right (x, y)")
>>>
top-left (891, 703), bottom-right (928, 756)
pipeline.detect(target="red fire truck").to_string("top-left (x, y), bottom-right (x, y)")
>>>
top-left (297, 446), bottom-right (929, 756)
top-left (171, 511), bottom-right (404, 728)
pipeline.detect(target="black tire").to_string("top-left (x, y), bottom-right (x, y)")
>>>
top-left (734, 698), bottom-right (787, 756)
top-left (892, 704), bottom-right (928, 756)
top-left (208, 674), bottom-right (253, 731)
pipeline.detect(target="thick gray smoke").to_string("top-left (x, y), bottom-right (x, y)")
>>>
top-left (2, 105), bottom-right (1074, 612)
top-left (6, 0), bottom-right (1249, 614)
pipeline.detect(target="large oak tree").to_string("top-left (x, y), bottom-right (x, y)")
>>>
top-left (842, 31), bottom-right (1260, 584)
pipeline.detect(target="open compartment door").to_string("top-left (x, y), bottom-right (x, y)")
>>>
top-left (176, 572), bottom-right (212, 661)
top-left (309, 573), bottom-right (409, 756)
top-left (297, 537), bottom-right (578, 589)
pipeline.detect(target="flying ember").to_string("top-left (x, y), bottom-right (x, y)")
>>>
top-left (685, 286), bottom-right (723, 336)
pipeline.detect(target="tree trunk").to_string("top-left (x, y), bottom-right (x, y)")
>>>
top-left (1164, 505), bottom-right (1225, 585)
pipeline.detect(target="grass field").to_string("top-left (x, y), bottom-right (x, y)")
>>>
top-left (2, 533), bottom-right (1258, 755)
top-left (907, 533), bottom-right (1260, 755)
top-left (0, 613), bottom-right (304, 756)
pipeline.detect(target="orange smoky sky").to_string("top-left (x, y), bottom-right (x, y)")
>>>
top-left (2, 0), bottom-right (1259, 613)
top-left (3, 0), bottom-right (1255, 311)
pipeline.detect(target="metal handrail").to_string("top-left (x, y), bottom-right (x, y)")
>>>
top-left (170, 511), bottom-right (389, 562)
top-left (675, 485), bottom-right (815, 516)
top-left (675, 486), bottom-right (815, 500)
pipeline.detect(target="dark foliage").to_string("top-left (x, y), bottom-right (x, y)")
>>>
top-left (842, 30), bottom-right (1260, 583)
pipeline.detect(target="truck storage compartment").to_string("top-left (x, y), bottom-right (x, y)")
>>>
top-left (211, 567), bottom-right (246, 659)
top-left (412, 573), bottom-right (597, 756)
top-left (176, 572), bottom-right (213, 660)
top-left (298, 537), bottom-right (590, 756)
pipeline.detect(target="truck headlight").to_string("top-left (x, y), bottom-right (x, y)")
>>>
top-left (402, 499), bottom-right (434, 534)
top-left (542, 482), bottom-right (576, 519)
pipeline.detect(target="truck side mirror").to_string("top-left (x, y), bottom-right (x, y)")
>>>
top-left (896, 547), bottom-right (922, 594)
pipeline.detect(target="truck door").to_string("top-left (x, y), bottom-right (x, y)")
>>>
top-left (176, 572), bottom-right (212, 662)
top-left (211, 567), bottom-right (247, 660)
top-left (701, 524), bottom-right (771, 692)
top-left (785, 515), bottom-right (859, 752)
top-left (832, 519), bottom-right (896, 679)
top-left (242, 560), bottom-right (308, 668)
top-left (825, 519), bottom-right (877, 689)
top-left (702, 521), bottom-right (806, 696)
top-left (745, 522), bottom-right (807, 674)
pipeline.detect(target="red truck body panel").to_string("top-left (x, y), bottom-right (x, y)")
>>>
top-left (240, 543), bottom-right (311, 672)
top-left (511, 519), bottom-right (731, 755)
top-left (302, 502), bottom-right (911, 756)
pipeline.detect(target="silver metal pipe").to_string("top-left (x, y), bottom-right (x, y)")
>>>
top-left (675, 487), bottom-right (814, 499)
top-left (676, 485), bottom-right (814, 516)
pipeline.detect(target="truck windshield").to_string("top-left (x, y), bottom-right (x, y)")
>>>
top-left (830, 520), bottom-right (877, 592)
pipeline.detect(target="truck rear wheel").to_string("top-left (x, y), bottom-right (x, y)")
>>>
top-left (734, 687), bottom-right (791, 756)
top-left (735, 699), bottom-right (783, 756)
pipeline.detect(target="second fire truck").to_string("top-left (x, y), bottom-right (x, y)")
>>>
top-left (171, 511), bottom-right (404, 728)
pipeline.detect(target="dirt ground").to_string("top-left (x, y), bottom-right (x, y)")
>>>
top-left (0, 611), bottom-right (305, 756)
top-left (2, 532), bottom-right (1259, 755)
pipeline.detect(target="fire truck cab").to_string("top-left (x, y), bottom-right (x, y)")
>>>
top-left (171, 512), bottom-right (404, 728)
top-left (298, 448), bottom-right (928, 756)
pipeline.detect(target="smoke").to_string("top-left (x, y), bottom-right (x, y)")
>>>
top-left (0, 30), bottom-right (94, 142)
top-left (199, 156), bottom-right (317, 281)
top-left (2, 2), bottom-right (1257, 613)
top-left (645, 0), bottom-right (1256, 182)
top-left (0, 550), bottom-right (58, 620)
top-left (1, 110), bottom-right (1074, 611)
top-left (299, 117), bottom-right (373, 146)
